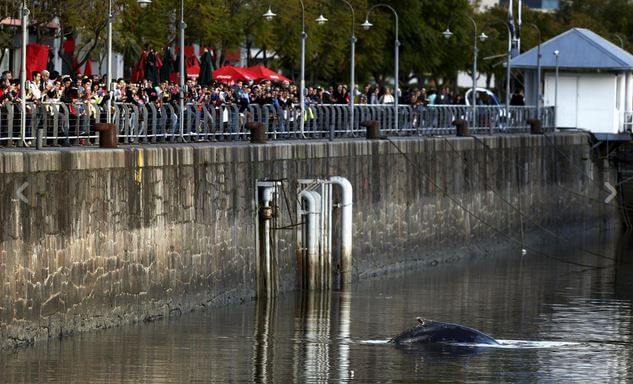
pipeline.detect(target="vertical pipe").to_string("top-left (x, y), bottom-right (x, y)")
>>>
top-left (329, 176), bottom-right (353, 285)
top-left (473, 35), bottom-right (479, 133)
top-left (20, 1), bottom-right (28, 145)
top-left (349, 35), bottom-right (356, 135)
top-left (394, 19), bottom-right (400, 133)
top-left (310, 191), bottom-right (322, 290)
top-left (179, 0), bottom-right (185, 141)
top-left (517, 0), bottom-right (522, 53)
top-left (261, 187), bottom-right (275, 297)
top-left (536, 40), bottom-right (541, 120)
top-left (299, 191), bottom-right (318, 290)
top-left (506, 34), bottom-right (511, 132)
top-left (554, 50), bottom-right (559, 128)
top-left (299, 0), bottom-right (306, 138)
top-left (106, 0), bottom-right (113, 124)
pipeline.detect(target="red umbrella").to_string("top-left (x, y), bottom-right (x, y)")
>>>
top-left (246, 65), bottom-right (291, 82)
top-left (213, 65), bottom-right (254, 83)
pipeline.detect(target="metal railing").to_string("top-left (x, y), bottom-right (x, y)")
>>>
top-left (0, 101), bottom-right (556, 146)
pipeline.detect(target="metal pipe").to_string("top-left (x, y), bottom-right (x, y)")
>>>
top-left (310, 191), bottom-right (322, 289)
top-left (341, 0), bottom-right (356, 136)
top-left (365, 4), bottom-right (399, 132)
top-left (329, 176), bottom-right (353, 285)
top-left (20, 0), bottom-right (29, 146)
top-left (554, 50), bottom-right (559, 128)
top-left (261, 187), bottom-right (275, 297)
top-left (107, 0), bottom-right (113, 124)
top-left (299, 0), bottom-right (306, 138)
top-left (471, 18), bottom-right (479, 133)
top-left (527, 24), bottom-right (542, 119)
top-left (299, 190), bottom-right (318, 290)
top-left (179, 0), bottom-right (186, 142)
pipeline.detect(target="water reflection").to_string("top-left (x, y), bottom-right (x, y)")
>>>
top-left (1, 230), bottom-right (632, 382)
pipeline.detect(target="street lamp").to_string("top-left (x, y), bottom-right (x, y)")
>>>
top-left (443, 16), bottom-right (486, 131)
top-left (363, 4), bottom-right (400, 133)
top-left (264, 1), bottom-right (308, 138)
top-left (137, 0), bottom-right (186, 142)
top-left (553, 49), bottom-right (559, 128)
top-left (319, 1), bottom-right (355, 136)
top-left (481, 21), bottom-right (513, 133)
top-left (20, 0), bottom-right (29, 146)
top-left (526, 23), bottom-right (542, 120)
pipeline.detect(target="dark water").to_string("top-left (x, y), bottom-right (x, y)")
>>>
top-left (1, 231), bottom-right (632, 383)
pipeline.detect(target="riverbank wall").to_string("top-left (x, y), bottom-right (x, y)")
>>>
top-left (0, 133), bottom-right (617, 349)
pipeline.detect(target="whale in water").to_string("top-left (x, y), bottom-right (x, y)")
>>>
top-left (389, 318), bottom-right (499, 346)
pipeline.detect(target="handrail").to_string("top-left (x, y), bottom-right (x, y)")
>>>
top-left (0, 101), bottom-right (557, 146)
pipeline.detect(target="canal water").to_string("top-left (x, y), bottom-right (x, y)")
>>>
top-left (1, 230), bottom-right (632, 383)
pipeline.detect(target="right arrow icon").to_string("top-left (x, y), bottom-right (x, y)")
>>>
top-left (604, 182), bottom-right (617, 204)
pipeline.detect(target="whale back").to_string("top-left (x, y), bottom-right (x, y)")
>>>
top-left (389, 319), bottom-right (499, 345)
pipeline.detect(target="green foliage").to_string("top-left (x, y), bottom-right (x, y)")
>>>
top-left (6, 0), bottom-right (633, 86)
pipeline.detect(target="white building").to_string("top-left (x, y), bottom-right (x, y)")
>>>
top-left (510, 28), bottom-right (633, 138)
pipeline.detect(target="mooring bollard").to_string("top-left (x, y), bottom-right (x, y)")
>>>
top-left (246, 122), bottom-right (266, 144)
top-left (360, 120), bottom-right (380, 140)
top-left (95, 123), bottom-right (118, 148)
top-left (452, 119), bottom-right (469, 137)
top-left (36, 126), bottom-right (44, 150)
top-left (528, 118), bottom-right (543, 135)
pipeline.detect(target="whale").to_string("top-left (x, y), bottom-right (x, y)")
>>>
top-left (389, 318), bottom-right (499, 346)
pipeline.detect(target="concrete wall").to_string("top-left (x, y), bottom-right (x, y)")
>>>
top-left (0, 134), bottom-right (616, 349)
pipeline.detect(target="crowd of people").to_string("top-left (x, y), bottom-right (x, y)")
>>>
top-left (0, 68), bottom-right (508, 114)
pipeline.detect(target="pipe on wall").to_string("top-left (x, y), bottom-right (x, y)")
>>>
top-left (299, 190), bottom-right (319, 290)
top-left (329, 176), bottom-right (353, 285)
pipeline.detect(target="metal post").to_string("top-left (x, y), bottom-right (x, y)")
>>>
top-left (364, 4), bottom-right (399, 132)
top-left (394, 23), bottom-right (400, 133)
top-left (554, 50), bottom-right (559, 128)
top-left (179, 0), bottom-right (186, 141)
top-left (20, 0), bottom-right (29, 146)
top-left (529, 24), bottom-right (542, 120)
top-left (107, 0), bottom-right (113, 124)
top-left (506, 30), bottom-right (511, 132)
top-left (340, 0), bottom-right (356, 136)
top-left (299, 0), bottom-right (306, 138)
top-left (471, 20), bottom-right (478, 133)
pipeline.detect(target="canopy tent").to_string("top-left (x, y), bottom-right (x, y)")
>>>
top-left (213, 65), bottom-right (254, 83)
top-left (246, 65), bottom-right (290, 82)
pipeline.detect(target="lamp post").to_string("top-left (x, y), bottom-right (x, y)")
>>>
top-left (20, 0), bottom-right (29, 146)
top-left (443, 16), bottom-right (486, 132)
top-left (106, 0), bottom-right (113, 124)
top-left (264, 2), bottom-right (307, 138)
top-left (527, 23), bottom-right (542, 120)
top-left (482, 21), bottom-right (514, 131)
top-left (320, 1), bottom-right (356, 135)
top-left (362, 4), bottom-right (400, 133)
top-left (138, 0), bottom-right (185, 141)
top-left (553, 49), bottom-right (559, 128)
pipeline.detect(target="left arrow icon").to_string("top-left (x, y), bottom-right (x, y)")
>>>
top-left (16, 182), bottom-right (29, 204)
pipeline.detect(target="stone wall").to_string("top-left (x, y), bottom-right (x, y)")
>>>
top-left (0, 134), bottom-right (617, 349)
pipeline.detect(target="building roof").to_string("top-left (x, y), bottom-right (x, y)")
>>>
top-left (509, 28), bottom-right (633, 71)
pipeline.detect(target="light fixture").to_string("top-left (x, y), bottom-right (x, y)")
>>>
top-left (137, 0), bottom-right (152, 8)
top-left (263, 7), bottom-right (276, 21)
top-left (315, 14), bottom-right (328, 25)
top-left (479, 32), bottom-right (488, 42)
top-left (361, 19), bottom-right (372, 30)
top-left (553, 49), bottom-right (559, 57)
top-left (442, 28), bottom-right (453, 39)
